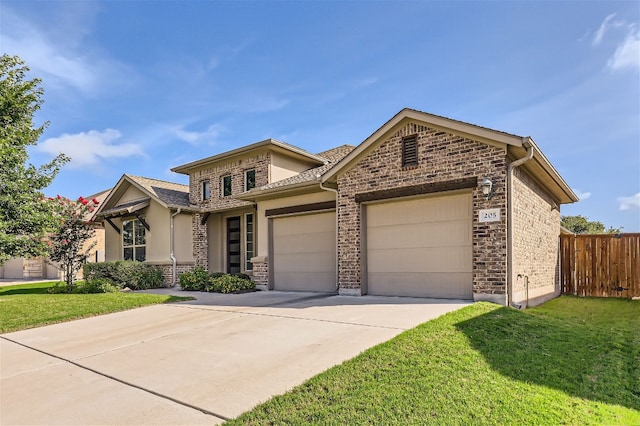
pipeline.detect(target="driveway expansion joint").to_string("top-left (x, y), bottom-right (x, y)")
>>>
top-left (0, 335), bottom-right (229, 422)
top-left (167, 304), bottom-right (408, 330)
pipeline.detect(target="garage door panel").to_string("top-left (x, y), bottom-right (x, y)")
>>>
top-left (367, 195), bottom-right (471, 226)
top-left (274, 272), bottom-right (336, 292)
top-left (366, 193), bottom-right (472, 299)
top-left (367, 220), bottom-right (471, 249)
top-left (273, 212), bottom-right (336, 292)
top-left (273, 233), bottom-right (335, 254)
top-left (368, 272), bottom-right (473, 299)
top-left (274, 251), bottom-right (336, 272)
top-left (368, 247), bottom-right (471, 273)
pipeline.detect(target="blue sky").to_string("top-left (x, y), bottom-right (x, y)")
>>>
top-left (2, 1), bottom-right (639, 231)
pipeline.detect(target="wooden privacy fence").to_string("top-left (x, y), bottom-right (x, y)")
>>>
top-left (560, 233), bottom-right (640, 298)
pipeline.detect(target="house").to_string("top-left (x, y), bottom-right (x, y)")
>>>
top-left (95, 175), bottom-right (197, 285)
top-left (0, 189), bottom-right (110, 281)
top-left (171, 108), bottom-right (577, 307)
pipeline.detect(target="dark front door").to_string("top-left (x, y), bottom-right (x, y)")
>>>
top-left (227, 217), bottom-right (241, 274)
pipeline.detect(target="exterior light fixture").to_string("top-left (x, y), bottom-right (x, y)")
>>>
top-left (479, 178), bottom-right (493, 200)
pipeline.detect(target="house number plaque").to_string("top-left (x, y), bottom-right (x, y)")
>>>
top-left (479, 208), bottom-right (501, 223)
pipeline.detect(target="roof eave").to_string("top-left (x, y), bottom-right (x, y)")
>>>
top-left (171, 139), bottom-right (326, 174)
top-left (235, 180), bottom-right (320, 201)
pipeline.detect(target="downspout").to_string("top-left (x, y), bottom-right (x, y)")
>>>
top-left (507, 139), bottom-right (534, 307)
top-left (319, 179), bottom-right (339, 291)
top-left (170, 208), bottom-right (181, 287)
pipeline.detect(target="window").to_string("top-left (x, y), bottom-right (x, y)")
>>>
top-left (245, 213), bottom-right (254, 270)
top-left (245, 169), bottom-right (256, 191)
top-left (122, 219), bottom-right (146, 261)
top-left (222, 175), bottom-right (232, 197)
top-left (202, 180), bottom-right (211, 200)
top-left (402, 135), bottom-right (418, 167)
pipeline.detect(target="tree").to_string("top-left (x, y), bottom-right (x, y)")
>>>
top-left (0, 54), bottom-right (68, 263)
top-left (561, 215), bottom-right (623, 234)
top-left (48, 196), bottom-right (100, 288)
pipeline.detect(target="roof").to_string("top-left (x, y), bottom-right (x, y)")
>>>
top-left (171, 138), bottom-right (326, 175)
top-left (95, 174), bottom-right (194, 219)
top-left (236, 144), bottom-right (354, 199)
top-left (84, 189), bottom-right (111, 222)
top-left (125, 175), bottom-right (191, 208)
top-left (321, 108), bottom-right (578, 204)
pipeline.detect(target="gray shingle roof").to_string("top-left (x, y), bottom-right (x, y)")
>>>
top-left (254, 144), bottom-right (355, 191)
top-left (125, 175), bottom-right (191, 208)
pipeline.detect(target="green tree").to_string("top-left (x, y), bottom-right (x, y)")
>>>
top-left (0, 54), bottom-right (68, 263)
top-left (561, 215), bottom-right (623, 234)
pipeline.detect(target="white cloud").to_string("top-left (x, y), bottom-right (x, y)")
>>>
top-left (608, 26), bottom-right (640, 71)
top-left (618, 193), bottom-right (640, 210)
top-left (573, 189), bottom-right (592, 201)
top-left (592, 13), bottom-right (618, 46)
top-left (1, 6), bottom-right (132, 96)
top-left (169, 124), bottom-right (223, 145)
top-left (37, 129), bottom-right (145, 168)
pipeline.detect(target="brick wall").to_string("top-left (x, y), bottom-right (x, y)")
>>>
top-left (511, 166), bottom-right (561, 307)
top-left (188, 153), bottom-right (270, 269)
top-left (189, 153), bottom-right (270, 209)
top-left (154, 262), bottom-right (195, 287)
top-left (251, 259), bottom-right (269, 289)
top-left (336, 121), bottom-right (508, 300)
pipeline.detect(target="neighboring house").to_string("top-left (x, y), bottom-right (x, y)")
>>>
top-left (171, 108), bottom-right (577, 307)
top-left (0, 189), bottom-right (110, 281)
top-left (94, 174), bottom-right (197, 285)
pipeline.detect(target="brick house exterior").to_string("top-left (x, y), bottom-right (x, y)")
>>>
top-left (103, 108), bottom-right (575, 306)
top-left (237, 108), bottom-right (577, 307)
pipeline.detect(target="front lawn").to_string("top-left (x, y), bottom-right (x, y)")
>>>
top-left (0, 281), bottom-right (191, 333)
top-left (229, 296), bottom-right (640, 425)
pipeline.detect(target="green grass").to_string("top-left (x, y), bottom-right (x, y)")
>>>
top-left (0, 281), bottom-right (191, 333)
top-left (229, 296), bottom-right (640, 425)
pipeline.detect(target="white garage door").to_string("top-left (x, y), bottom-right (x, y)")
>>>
top-left (366, 193), bottom-right (473, 299)
top-left (272, 211), bottom-right (336, 292)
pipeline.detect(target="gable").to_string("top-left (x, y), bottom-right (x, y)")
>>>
top-left (323, 108), bottom-right (577, 204)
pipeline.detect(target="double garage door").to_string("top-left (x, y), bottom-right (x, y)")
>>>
top-left (271, 192), bottom-right (472, 299)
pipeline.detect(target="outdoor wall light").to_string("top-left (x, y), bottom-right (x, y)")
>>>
top-left (479, 178), bottom-right (494, 200)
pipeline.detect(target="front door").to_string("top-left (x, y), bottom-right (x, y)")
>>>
top-left (227, 217), bottom-right (241, 274)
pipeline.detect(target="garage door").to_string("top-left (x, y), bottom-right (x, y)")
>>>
top-left (272, 211), bottom-right (336, 292)
top-left (2, 258), bottom-right (24, 279)
top-left (366, 193), bottom-right (472, 299)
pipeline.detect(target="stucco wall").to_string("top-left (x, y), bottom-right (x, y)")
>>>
top-left (270, 152), bottom-right (316, 183)
top-left (511, 166), bottom-right (561, 307)
top-left (336, 120), bottom-right (508, 302)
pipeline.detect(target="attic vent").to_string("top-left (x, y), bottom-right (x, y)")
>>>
top-left (402, 135), bottom-right (418, 167)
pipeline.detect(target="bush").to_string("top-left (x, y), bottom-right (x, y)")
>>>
top-left (75, 278), bottom-right (120, 294)
top-left (207, 274), bottom-right (255, 294)
top-left (83, 261), bottom-right (164, 290)
top-left (179, 267), bottom-right (210, 291)
top-left (232, 272), bottom-right (251, 281)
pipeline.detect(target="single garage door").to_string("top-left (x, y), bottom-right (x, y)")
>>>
top-left (366, 193), bottom-right (472, 299)
top-left (272, 211), bottom-right (336, 292)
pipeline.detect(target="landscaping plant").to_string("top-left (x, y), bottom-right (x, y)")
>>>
top-left (48, 195), bottom-right (99, 290)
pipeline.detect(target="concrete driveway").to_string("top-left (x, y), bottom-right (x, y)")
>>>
top-left (1, 290), bottom-right (471, 425)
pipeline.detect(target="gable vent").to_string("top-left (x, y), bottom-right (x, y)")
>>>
top-left (402, 135), bottom-right (418, 167)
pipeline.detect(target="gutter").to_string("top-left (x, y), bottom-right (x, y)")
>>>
top-left (319, 178), bottom-right (339, 291)
top-left (507, 138), bottom-right (534, 307)
top-left (170, 208), bottom-right (181, 287)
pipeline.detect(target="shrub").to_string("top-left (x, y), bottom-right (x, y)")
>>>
top-left (232, 272), bottom-right (251, 281)
top-left (207, 274), bottom-right (255, 294)
top-left (179, 267), bottom-right (209, 291)
top-left (75, 278), bottom-right (119, 294)
top-left (83, 261), bottom-right (164, 290)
